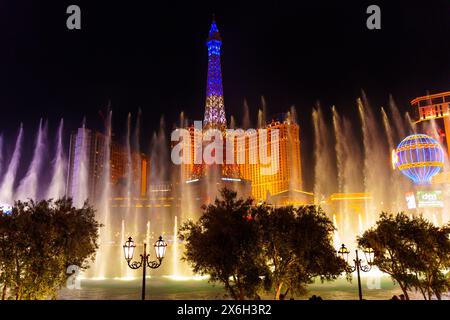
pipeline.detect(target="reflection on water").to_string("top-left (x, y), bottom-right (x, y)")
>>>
top-left (57, 275), bottom-right (442, 300)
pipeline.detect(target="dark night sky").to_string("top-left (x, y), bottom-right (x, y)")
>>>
top-left (0, 0), bottom-right (449, 189)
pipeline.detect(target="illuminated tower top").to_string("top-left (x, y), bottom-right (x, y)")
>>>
top-left (203, 16), bottom-right (226, 130)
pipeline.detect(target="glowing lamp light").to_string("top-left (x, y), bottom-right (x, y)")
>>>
top-left (154, 236), bottom-right (167, 260)
top-left (363, 247), bottom-right (375, 265)
top-left (337, 244), bottom-right (350, 262)
top-left (393, 134), bottom-right (444, 185)
top-left (123, 237), bottom-right (136, 262)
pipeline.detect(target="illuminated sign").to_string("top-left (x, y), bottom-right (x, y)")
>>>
top-left (417, 191), bottom-right (443, 208)
top-left (405, 192), bottom-right (416, 209)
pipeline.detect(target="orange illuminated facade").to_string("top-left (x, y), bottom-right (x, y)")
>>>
top-left (172, 19), bottom-right (309, 205)
top-left (411, 91), bottom-right (450, 157)
top-left (174, 113), bottom-right (308, 205)
top-left (238, 116), bottom-right (303, 202)
top-left (411, 91), bottom-right (450, 185)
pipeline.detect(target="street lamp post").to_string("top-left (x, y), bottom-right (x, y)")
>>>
top-left (123, 236), bottom-right (167, 300)
top-left (338, 244), bottom-right (374, 300)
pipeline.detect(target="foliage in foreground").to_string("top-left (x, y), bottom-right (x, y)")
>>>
top-left (257, 204), bottom-right (347, 299)
top-left (0, 198), bottom-right (101, 300)
top-left (179, 189), bottom-right (268, 299)
top-left (358, 212), bottom-right (450, 300)
top-left (179, 188), bottom-right (347, 300)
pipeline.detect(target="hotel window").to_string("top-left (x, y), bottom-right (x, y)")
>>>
top-left (432, 97), bottom-right (444, 105)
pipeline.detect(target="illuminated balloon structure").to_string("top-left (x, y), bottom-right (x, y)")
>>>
top-left (392, 134), bottom-right (444, 185)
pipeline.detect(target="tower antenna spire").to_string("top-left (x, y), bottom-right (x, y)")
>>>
top-left (204, 16), bottom-right (226, 130)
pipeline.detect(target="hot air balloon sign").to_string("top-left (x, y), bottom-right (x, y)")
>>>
top-left (392, 134), bottom-right (444, 185)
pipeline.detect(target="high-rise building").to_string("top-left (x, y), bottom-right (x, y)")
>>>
top-left (237, 115), bottom-right (306, 203)
top-left (66, 128), bottom-right (149, 203)
top-left (411, 91), bottom-right (450, 185)
top-left (411, 91), bottom-right (450, 156)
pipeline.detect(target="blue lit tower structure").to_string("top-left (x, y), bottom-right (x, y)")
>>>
top-left (185, 17), bottom-right (250, 203)
top-left (203, 17), bottom-right (226, 130)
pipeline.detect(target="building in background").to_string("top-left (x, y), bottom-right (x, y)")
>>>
top-left (66, 127), bottom-right (149, 203)
top-left (409, 91), bottom-right (450, 224)
top-left (67, 18), bottom-right (312, 210)
top-left (410, 91), bottom-right (450, 187)
top-left (173, 18), bottom-right (311, 206)
top-left (411, 91), bottom-right (450, 156)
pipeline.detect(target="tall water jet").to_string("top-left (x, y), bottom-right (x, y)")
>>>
top-left (125, 112), bottom-right (133, 239)
top-left (0, 124), bottom-right (24, 204)
top-left (381, 107), bottom-right (403, 212)
top-left (289, 105), bottom-right (298, 124)
top-left (94, 110), bottom-right (113, 278)
top-left (229, 115), bottom-right (236, 129)
top-left (132, 110), bottom-right (142, 236)
top-left (149, 117), bottom-right (170, 233)
top-left (332, 214), bottom-right (342, 251)
top-left (150, 117), bottom-right (169, 186)
top-left (357, 95), bottom-right (390, 227)
top-left (70, 119), bottom-right (90, 208)
top-left (313, 104), bottom-right (336, 203)
top-left (242, 99), bottom-right (251, 129)
top-left (120, 219), bottom-right (126, 278)
top-left (47, 119), bottom-right (66, 199)
top-left (405, 112), bottom-right (417, 134)
top-left (332, 106), bottom-right (363, 193)
top-left (388, 95), bottom-right (406, 138)
top-left (146, 220), bottom-right (151, 248)
top-left (358, 213), bottom-right (364, 235)
top-left (257, 109), bottom-right (264, 128)
top-left (172, 215), bottom-right (178, 276)
top-left (381, 107), bottom-right (395, 152)
top-left (16, 119), bottom-right (47, 201)
top-left (260, 96), bottom-right (267, 125)
top-left (332, 106), bottom-right (362, 243)
top-left (0, 134), bottom-right (3, 180)
top-left (179, 111), bottom-right (185, 128)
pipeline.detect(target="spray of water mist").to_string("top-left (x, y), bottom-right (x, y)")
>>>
top-left (314, 93), bottom-right (434, 248)
top-left (47, 119), bottom-right (67, 199)
top-left (313, 104), bottom-right (336, 203)
top-left (93, 111), bottom-right (113, 279)
top-left (0, 124), bottom-right (24, 203)
top-left (16, 120), bottom-right (48, 201)
top-left (124, 113), bottom-right (134, 278)
top-left (0, 134), bottom-right (3, 180)
top-left (405, 112), bottom-right (417, 134)
top-left (229, 115), bottom-right (236, 129)
top-left (132, 110), bottom-right (142, 239)
top-left (242, 99), bottom-right (251, 129)
top-left (72, 119), bottom-right (89, 208)
top-left (331, 106), bottom-right (363, 245)
top-left (388, 95), bottom-right (406, 139)
top-left (357, 95), bottom-right (391, 227)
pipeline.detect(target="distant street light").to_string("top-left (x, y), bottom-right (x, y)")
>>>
top-left (123, 236), bottom-right (167, 300)
top-left (338, 244), bottom-right (374, 300)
